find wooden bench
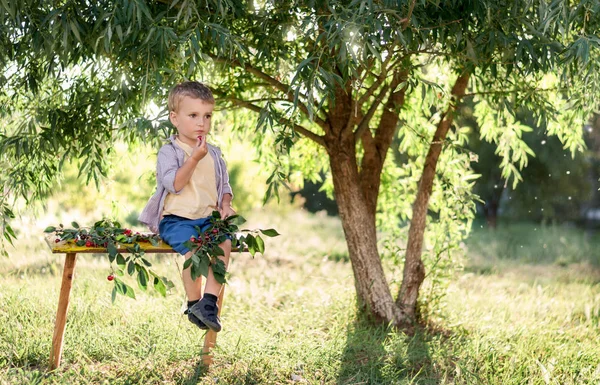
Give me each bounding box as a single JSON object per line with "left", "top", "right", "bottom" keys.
{"left": 45, "top": 238, "right": 235, "bottom": 370}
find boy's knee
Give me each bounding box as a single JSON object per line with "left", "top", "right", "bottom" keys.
{"left": 219, "top": 239, "right": 232, "bottom": 252}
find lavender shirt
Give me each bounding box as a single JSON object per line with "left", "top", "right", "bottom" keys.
{"left": 138, "top": 135, "right": 233, "bottom": 233}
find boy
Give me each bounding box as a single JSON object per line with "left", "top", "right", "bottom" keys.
{"left": 139, "top": 81, "right": 235, "bottom": 332}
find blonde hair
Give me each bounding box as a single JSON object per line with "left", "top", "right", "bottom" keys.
{"left": 168, "top": 81, "right": 214, "bottom": 112}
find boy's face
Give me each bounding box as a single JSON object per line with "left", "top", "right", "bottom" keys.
{"left": 170, "top": 96, "right": 214, "bottom": 147}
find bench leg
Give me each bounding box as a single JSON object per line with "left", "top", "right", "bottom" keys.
{"left": 201, "top": 286, "right": 225, "bottom": 367}
{"left": 49, "top": 252, "right": 77, "bottom": 370}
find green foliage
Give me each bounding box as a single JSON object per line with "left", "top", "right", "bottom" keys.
{"left": 181, "top": 211, "right": 277, "bottom": 283}
{"left": 45, "top": 218, "right": 175, "bottom": 301}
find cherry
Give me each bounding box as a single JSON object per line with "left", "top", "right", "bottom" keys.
{"left": 55, "top": 239, "right": 60, "bottom": 243}
{"left": 107, "top": 274, "right": 114, "bottom": 281}
{"left": 85, "top": 241, "right": 93, "bottom": 247}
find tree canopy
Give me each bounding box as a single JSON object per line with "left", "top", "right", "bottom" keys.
{"left": 2, "top": 0, "right": 599, "bottom": 327}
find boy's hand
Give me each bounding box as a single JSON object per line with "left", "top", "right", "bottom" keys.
{"left": 190, "top": 135, "right": 208, "bottom": 161}
{"left": 219, "top": 205, "right": 236, "bottom": 220}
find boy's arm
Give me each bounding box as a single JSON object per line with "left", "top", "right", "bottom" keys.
{"left": 173, "top": 138, "right": 208, "bottom": 191}
{"left": 173, "top": 156, "right": 201, "bottom": 191}
{"left": 220, "top": 193, "right": 235, "bottom": 219}
{"left": 221, "top": 193, "right": 233, "bottom": 208}
{"left": 157, "top": 146, "right": 180, "bottom": 194}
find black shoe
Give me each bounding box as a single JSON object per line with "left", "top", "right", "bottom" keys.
{"left": 184, "top": 308, "right": 209, "bottom": 330}
{"left": 189, "top": 297, "right": 222, "bottom": 332}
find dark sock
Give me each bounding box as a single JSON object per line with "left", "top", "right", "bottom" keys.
{"left": 202, "top": 293, "right": 218, "bottom": 311}
{"left": 203, "top": 293, "right": 218, "bottom": 303}
{"left": 187, "top": 299, "right": 199, "bottom": 309}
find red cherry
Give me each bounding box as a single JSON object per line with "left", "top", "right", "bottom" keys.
{"left": 85, "top": 241, "right": 92, "bottom": 247}
{"left": 124, "top": 229, "right": 132, "bottom": 236}
{"left": 55, "top": 239, "right": 60, "bottom": 243}
{"left": 107, "top": 274, "right": 114, "bottom": 281}
{"left": 212, "top": 229, "right": 218, "bottom": 234}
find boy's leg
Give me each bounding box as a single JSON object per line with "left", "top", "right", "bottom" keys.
{"left": 182, "top": 251, "right": 203, "bottom": 301}
{"left": 182, "top": 251, "right": 208, "bottom": 329}
{"left": 204, "top": 239, "right": 231, "bottom": 296}
{"left": 189, "top": 239, "right": 231, "bottom": 332}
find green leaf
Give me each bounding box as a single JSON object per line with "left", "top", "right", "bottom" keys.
{"left": 4, "top": 225, "right": 16, "bottom": 243}
{"left": 123, "top": 283, "right": 136, "bottom": 299}
{"left": 107, "top": 243, "right": 118, "bottom": 258}
{"left": 137, "top": 267, "right": 148, "bottom": 291}
{"left": 163, "top": 276, "right": 175, "bottom": 290}
{"left": 44, "top": 226, "right": 56, "bottom": 233}
{"left": 211, "top": 210, "right": 221, "bottom": 219}
{"left": 246, "top": 234, "right": 256, "bottom": 256}
{"left": 127, "top": 260, "right": 135, "bottom": 275}
{"left": 116, "top": 253, "right": 126, "bottom": 266}
{"left": 213, "top": 271, "right": 226, "bottom": 284}
{"left": 255, "top": 235, "right": 265, "bottom": 254}
{"left": 183, "top": 258, "right": 193, "bottom": 270}
{"left": 71, "top": 221, "right": 79, "bottom": 229}
{"left": 259, "top": 229, "right": 280, "bottom": 237}
{"left": 111, "top": 286, "right": 117, "bottom": 303}
{"left": 212, "top": 246, "right": 225, "bottom": 257}
{"left": 228, "top": 215, "right": 246, "bottom": 226}
{"left": 153, "top": 276, "right": 167, "bottom": 297}
{"left": 198, "top": 257, "right": 210, "bottom": 278}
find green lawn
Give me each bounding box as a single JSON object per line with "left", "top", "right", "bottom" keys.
{"left": 1, "top": 212, "right": 599, "bottom": 384}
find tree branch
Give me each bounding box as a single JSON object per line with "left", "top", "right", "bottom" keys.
{"left": 463, "top": 86, "right": 562, "bottom": 97}
{"left": 356, "top": 53, "right": 395, "bottom": 107}
{"left": 401, "top": 0, "right": 417, "bottom": 30}
{"left": 208, "top": 54, "right": 329, "bottom": 130}
{"left": 226, "top": 98, "right": 325, "bottom": 147}
{"left": 396, "top": 70, "right": 471, "bottom": 318}
{"left": 353, "top": 83, "right": 391, "bottom": 141}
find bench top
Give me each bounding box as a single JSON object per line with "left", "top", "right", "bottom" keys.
{"left": 45, "top": 236, "right": 244, "bottom": 254}
{"left": 45, "top": 236, "right": 176, "bottom": 254}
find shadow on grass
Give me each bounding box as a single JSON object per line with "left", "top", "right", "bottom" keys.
{"left": 337, "top": 314, "right": 453, "bottom": 385}
{"left": 179, "top": 360, "right": 209, "bottom": 385}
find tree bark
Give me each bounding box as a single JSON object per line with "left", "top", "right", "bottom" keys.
{"left": 327, "top": 136, "right": 404, "bottom": 324}
{"left": 359, "top": 71, "right": 408, "bottom": 214}
{"left": 396, "top": 71, "right": 471, "bottom": 320}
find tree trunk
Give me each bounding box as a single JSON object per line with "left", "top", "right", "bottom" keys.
{"left": 397, "top": 72, "right": 471, "bottom": 321}
{"left": 327, "top": 136, "right": 404, "bottom": 324}
{"left": 484, "top": 200, "right": 499, "bottom": 229}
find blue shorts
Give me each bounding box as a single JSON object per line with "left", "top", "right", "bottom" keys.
{"left": 159, "top": 215, "right": 214, "bottom": 255}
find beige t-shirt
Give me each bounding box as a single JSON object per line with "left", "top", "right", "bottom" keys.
{"left": 162, "top": 138, "right": 218, "bottom": 219}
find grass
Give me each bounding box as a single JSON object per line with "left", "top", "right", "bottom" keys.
{"left": 1, "top": 211, "right": 600, "bottom": 384}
